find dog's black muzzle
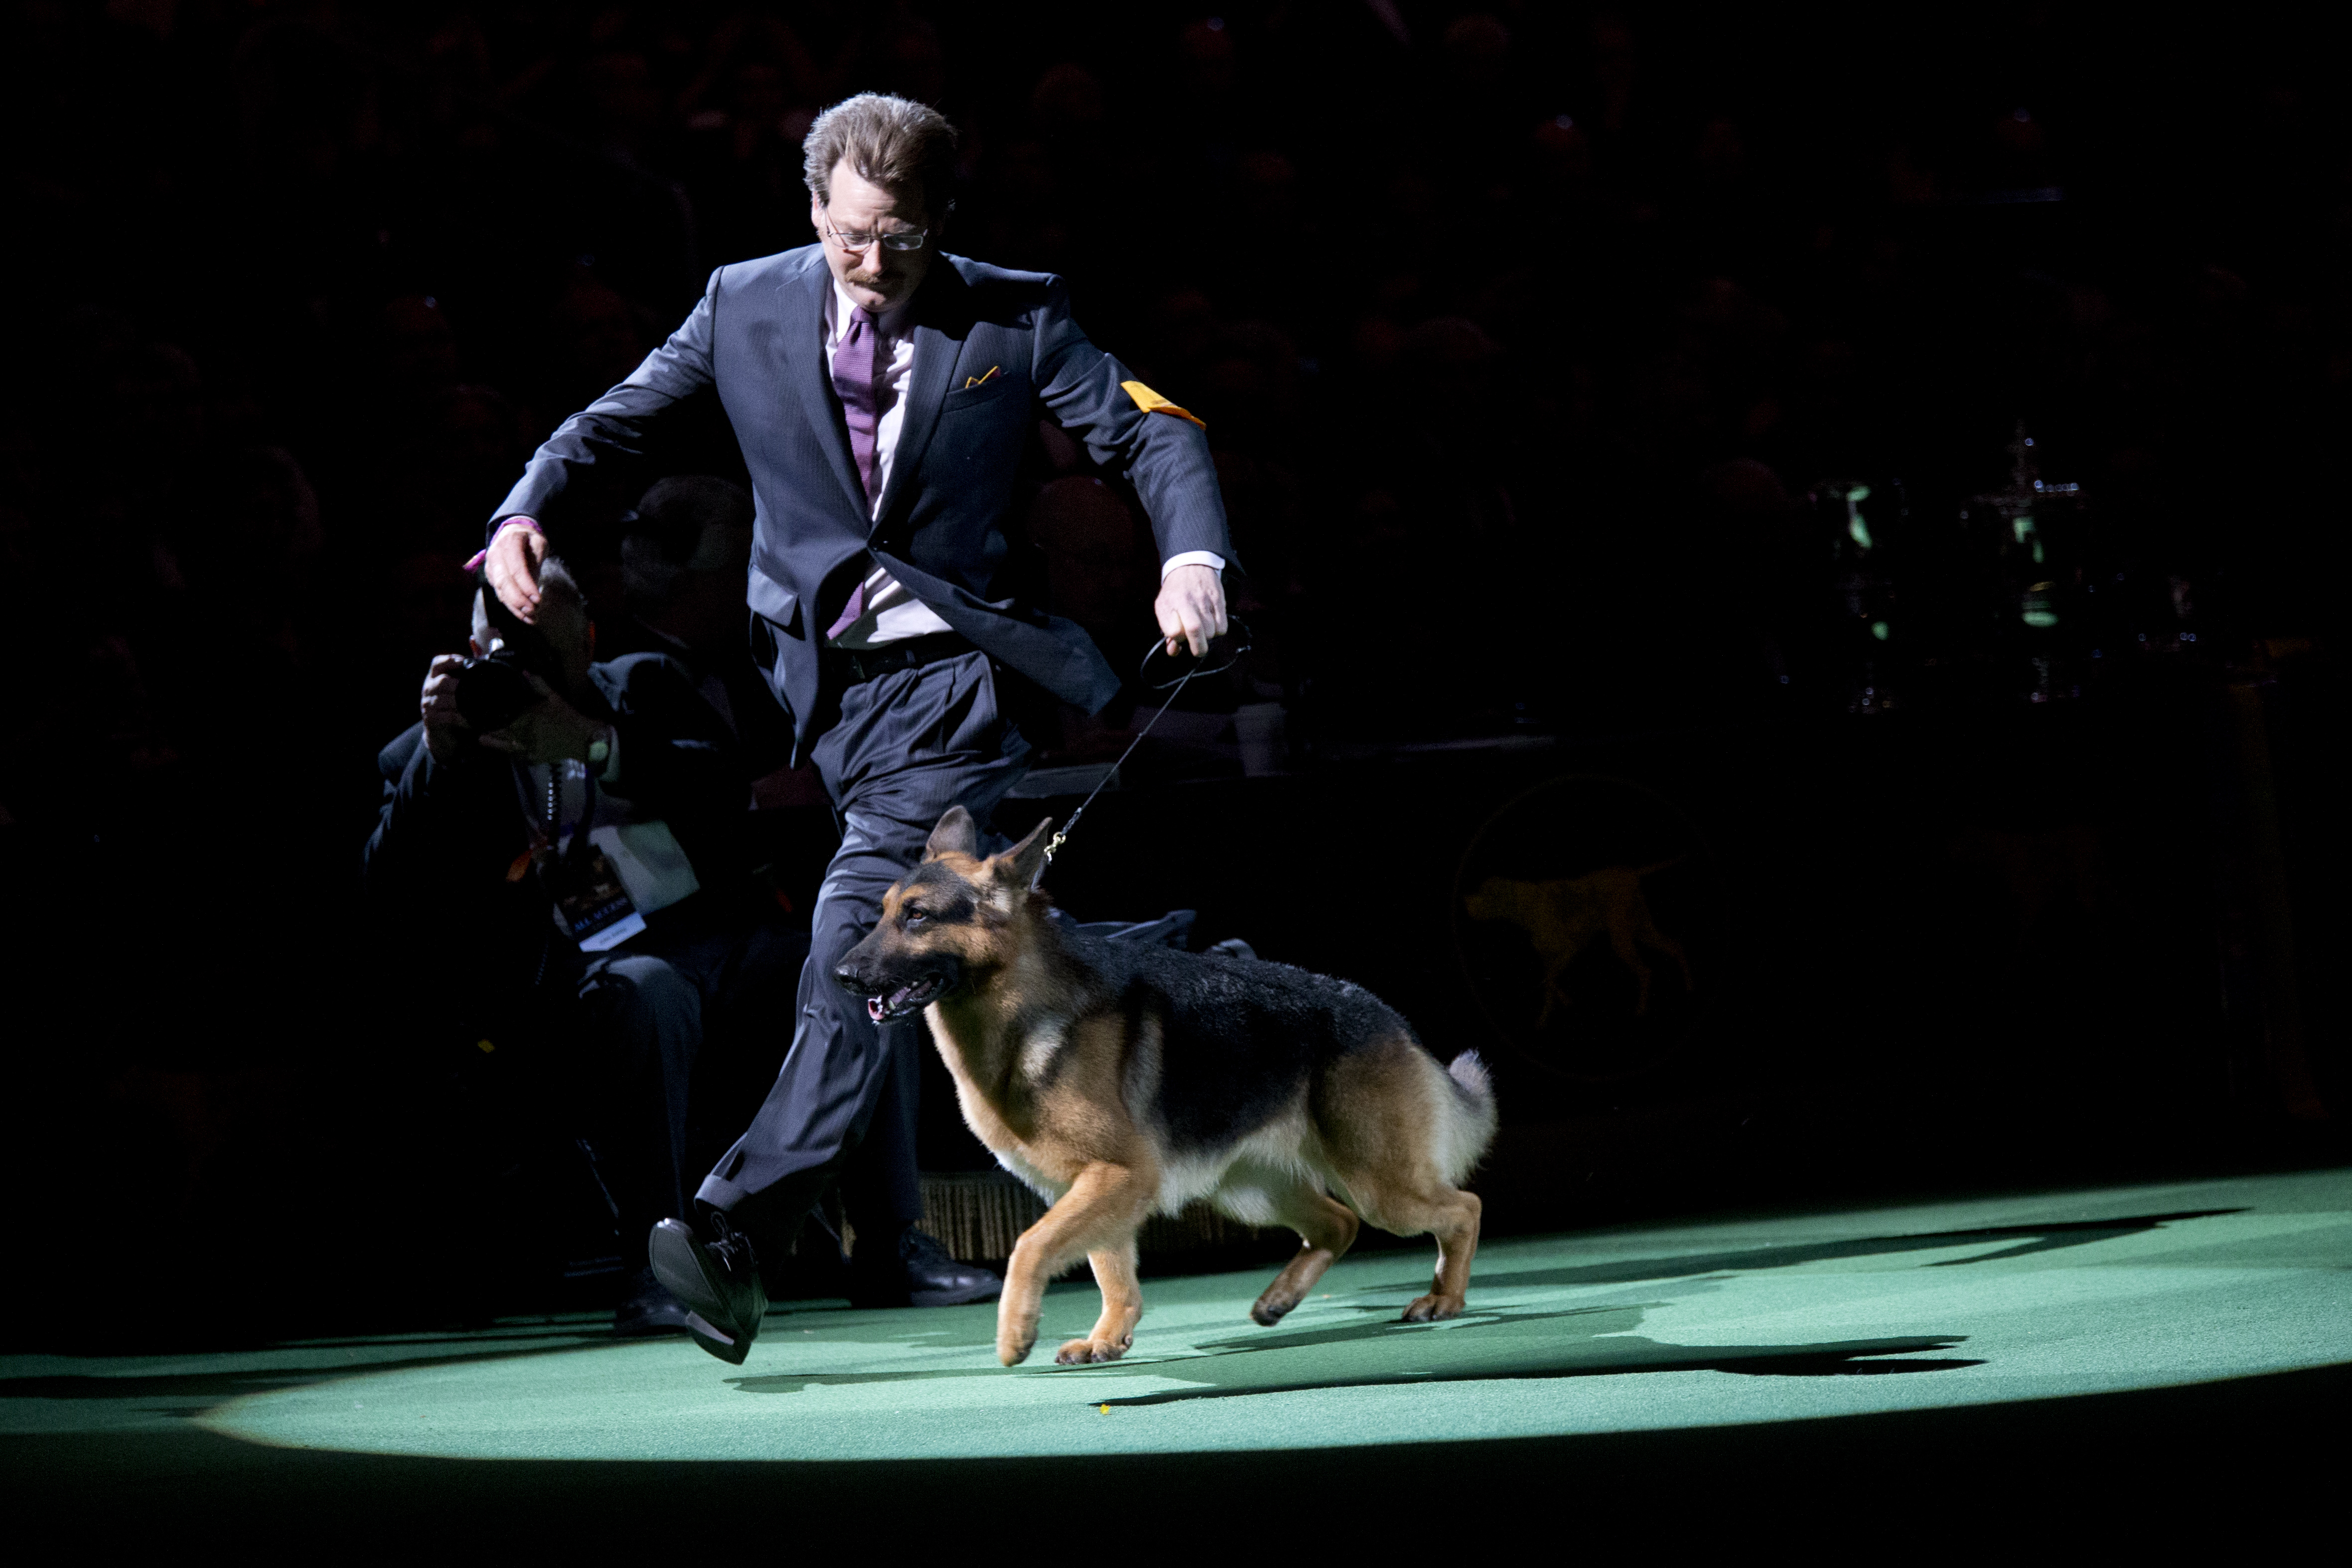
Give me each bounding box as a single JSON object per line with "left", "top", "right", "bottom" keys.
{"left": 834, "top": 945, "right": 960, "bottom": 1024}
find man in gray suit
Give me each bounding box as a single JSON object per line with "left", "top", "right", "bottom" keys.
{"left": 480, "top": 93, "right": 1231, "bottom": 1361}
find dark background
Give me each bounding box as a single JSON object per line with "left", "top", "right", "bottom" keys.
{"left": 0, "top": 0, "right": 2344, "bottom": 1339}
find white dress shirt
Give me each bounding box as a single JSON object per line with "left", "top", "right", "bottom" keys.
{"left": 821, "top": 276, "right": 1223, "bottom": 649}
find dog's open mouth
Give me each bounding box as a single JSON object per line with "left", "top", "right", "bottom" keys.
{"left": 867, "top": 976, "right": 947, "bottom": 1022}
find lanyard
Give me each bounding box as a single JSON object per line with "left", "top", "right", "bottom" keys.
{"left": 542, "top": 762, "right": 597, "bottom": 860}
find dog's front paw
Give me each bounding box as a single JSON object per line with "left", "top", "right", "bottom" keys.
{"left": 1400, "top": 1292, "right": 1465, "bottom": 1323}
{"left": 998, "top": 1329, "right": 1037, "bottom": 1366}
{"left": 1055, "top": 1336, "right": 1127, "bottom": 1365}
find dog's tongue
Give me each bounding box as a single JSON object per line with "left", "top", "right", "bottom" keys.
{"left": 869, "top": 982, "right": 927, "bottom": 1022}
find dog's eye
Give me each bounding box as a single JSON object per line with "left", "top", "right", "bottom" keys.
{"left": 902, "top": 906, "right": 926, "bottom": 925}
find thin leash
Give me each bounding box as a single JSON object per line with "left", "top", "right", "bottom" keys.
{"left": 1037, "top": 621, "right": 1250, "bottom": 880}
{"left": 1036, "top": 673, "right": 1192, "bottom": 875}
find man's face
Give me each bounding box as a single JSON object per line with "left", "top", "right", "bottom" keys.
{"left": 811, "top": 158, "right": 937, "bottom": 313}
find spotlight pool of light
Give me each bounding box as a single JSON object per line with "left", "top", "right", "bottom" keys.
{"left": 186, "top": 1170, "right": 2352, "bottom": 1463}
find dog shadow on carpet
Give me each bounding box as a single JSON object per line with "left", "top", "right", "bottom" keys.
{"left": 723, "top": 1296, "right": 1980, "bottom": 1402}
{"left": 723, "top": 1302, "right": 1657, "bottom": 1396}
{"left": 1471, "top": 1209, "right": 2241, "bottom": 1292}
{"left": 1074, "top": 1295, "right": 1978, "bottom": 1405}
{"left": 1085, "top": 1332, "right": 1981, "bottom": 1406}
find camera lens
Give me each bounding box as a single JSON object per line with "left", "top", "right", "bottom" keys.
{"left": 453, "top": 653, "right": 544, "bottom": 733}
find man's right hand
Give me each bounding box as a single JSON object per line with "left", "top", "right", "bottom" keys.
{"left": 484, "top": 519, "right": 548, "bottom": 622}
{"left": 421, "top": 654, "right": 474, "bottom": 763}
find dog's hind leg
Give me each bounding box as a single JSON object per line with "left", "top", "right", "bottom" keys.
{"left": 1538, "top": 956, "right": 1577, "bottom": 1026}
{"left": 1349, "top": 1178, "right": 1482, "bottom": 1323}
{"left": 1608, "top": 917, "right": 1657, "bottom": 1016}
{"left": 1318, "top": 1039, "right": 1488, "bottom": 1322}
{"left": 1636, "top": 906, "right": 1694, "bottom": 995}
{"left": 1247, "top": 1179, "right": 1360, "bottom": 1327}
{"left": 998, "top": 1161, "right": 1154, "bottom": 1367}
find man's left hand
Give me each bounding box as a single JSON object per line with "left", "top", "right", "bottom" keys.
{"left": 1155, "top": 563, "right": 1228, "bottom": 658}
{"left": 477, "top": 672, "right": 608, "bottom": 766}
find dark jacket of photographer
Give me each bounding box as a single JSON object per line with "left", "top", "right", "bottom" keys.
{"left": 364, "top": 652, "right": 747, "bottom": 994}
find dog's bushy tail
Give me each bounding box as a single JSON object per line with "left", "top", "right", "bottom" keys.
{"left": 1439, "top": 1050, "right": 1499, "bottom": 1185}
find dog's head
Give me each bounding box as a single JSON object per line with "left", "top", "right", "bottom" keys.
{"left": 833, "top": 806, "right": 1054, "bottom": 1022}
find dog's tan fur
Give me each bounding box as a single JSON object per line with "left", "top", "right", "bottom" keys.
{"left": 840, "top": 810, "right": 1496, "bottom": 1367}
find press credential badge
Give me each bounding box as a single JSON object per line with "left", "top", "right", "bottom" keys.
{"left": 540, "top": 834, "right": 645, "bottom": 951}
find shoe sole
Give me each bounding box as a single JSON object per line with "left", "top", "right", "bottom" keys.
{"left": 683, "top": 1311, "right": 752, "bottom": 1366}
{"left": 650, "top": 1219, "right": 772, "bottom": 1365}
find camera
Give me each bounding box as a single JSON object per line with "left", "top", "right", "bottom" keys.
{"left": 453, "top": 649, "right": 548, "bottom": 733}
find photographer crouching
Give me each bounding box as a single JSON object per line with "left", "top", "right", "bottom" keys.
{"left": 364, "top": 558, "right": 807, "bottom": 1334}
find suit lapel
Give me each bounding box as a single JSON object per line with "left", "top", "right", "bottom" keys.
{"left": 873, "top": 265, "right": 971, "bottom": 530}
{"left": 780, "top": 252, "right": 871, "bottom": 521}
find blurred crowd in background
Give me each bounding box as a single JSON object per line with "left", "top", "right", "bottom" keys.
{"left": 1, "top": 1, "right": 2344, "bottom": 1318}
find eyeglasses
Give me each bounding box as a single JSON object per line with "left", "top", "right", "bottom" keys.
{"left": 821, "top": 209, "right": 932, "bottom": 253}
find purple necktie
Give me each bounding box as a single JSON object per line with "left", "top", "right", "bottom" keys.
{"left": 828, "top": 305, "right": 882, "bottom": 638}
{"left": 834, "top": 305, "right": 882, "bottom": 507}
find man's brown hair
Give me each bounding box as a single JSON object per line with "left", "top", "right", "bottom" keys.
{"left": 801, "top": 92, "right": 959, "bottom": 216}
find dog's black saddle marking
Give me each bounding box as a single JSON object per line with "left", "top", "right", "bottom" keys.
{"left": 1062, "top": 934, "right": 1410, "bottom": 1154}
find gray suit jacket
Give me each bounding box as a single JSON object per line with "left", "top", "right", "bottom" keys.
{"left": 492, "top": 246, "right": 1231, "bottom": 757}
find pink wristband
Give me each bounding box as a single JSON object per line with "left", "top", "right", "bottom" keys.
{"left": 464, "top": 516, "right": 542, "bottom": 573}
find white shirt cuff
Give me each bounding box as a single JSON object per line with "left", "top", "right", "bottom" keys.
{"left": 1161, "top": 551, "right": 1225, "bottom": 580}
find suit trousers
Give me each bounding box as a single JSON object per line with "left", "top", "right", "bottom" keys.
{"left": 695, "top": 651, "right": 1029, "bottom": 1237}
{"left": 577, "top": 910, "right": 807, "bottom": 1268}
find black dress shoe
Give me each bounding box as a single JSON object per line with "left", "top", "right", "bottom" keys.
{"left": 906, "top": 1227, "right": 1004, "bottom": 1307}
{"left": 613, "top": 1267, "right": 691, "bottom": 1337}
{"left": 648, "top": 1213, "right": 767, "bottom": 1364}
{"left": 849, "top": 1224, "right": 1003, "bottom": 1309}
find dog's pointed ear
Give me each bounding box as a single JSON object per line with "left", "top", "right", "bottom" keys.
{"left": 995, "top": 817, "right": 1054, "bottom": 889}
{"left": 925, "top": 805, "right": 981, "bottom": 861}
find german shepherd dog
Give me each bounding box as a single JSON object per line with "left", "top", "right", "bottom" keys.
{"left": 835, "top": 806, "right": 1498, "bottom": 1367}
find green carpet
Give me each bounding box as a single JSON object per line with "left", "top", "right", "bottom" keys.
{"left": 10, "top": 1169, "right": 2350, "bottom": 1465}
